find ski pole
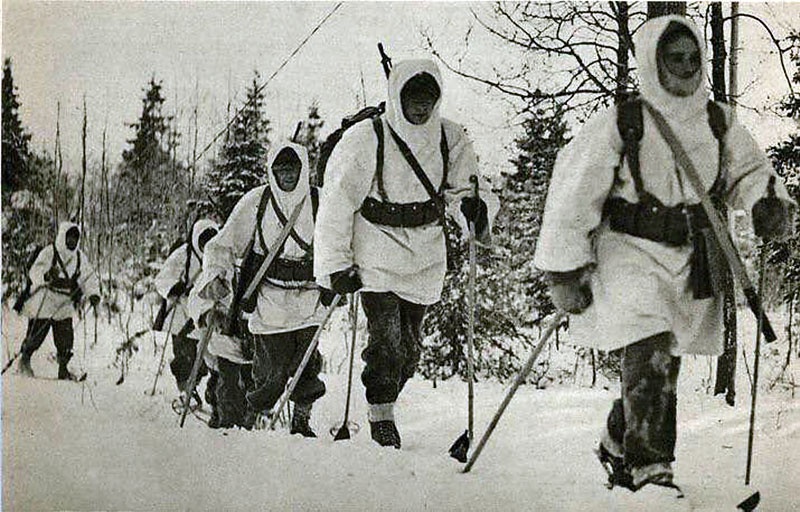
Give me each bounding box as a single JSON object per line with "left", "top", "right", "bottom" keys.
{"left": 462, "top": 311, "right": 566, "bottom": 473}
{"left": 467, "top": 175, "right": 479, "bottom": 441}
{"left": 450, "top": 176, "right": 480, "bottom": 462}
{"left": 333, "top": 293, "right": 358, "bottom": 441}
{"left": 745, "top": 244, "right": 768, "bottom": 485}
{"left": 150, "top": 300, "right": 179, "bottom": 396}
{"left": 269, "top": 294, "right": 344, "bottom": 431}
{"left": 179, "top": 315, "right": 216, "bottom": 428}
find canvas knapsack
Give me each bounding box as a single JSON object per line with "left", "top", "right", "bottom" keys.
{"left": 316, "top": 103, "right": 386, "bottom": 187}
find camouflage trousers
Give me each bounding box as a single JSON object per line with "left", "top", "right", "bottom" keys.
{"left": 605, "top": 332, "right": 681, "bottom": 471}
{"left": 360, "top": 292, "right": 427, "bottom": 405}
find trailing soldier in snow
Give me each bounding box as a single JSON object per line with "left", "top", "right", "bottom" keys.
{"left": 533, "top": 17, "right": 794, "bottom": 495}
{"left": 195, "top": 141, "right": 330, "bottom": 436}
{"left": 314, "top": 59, "right": 498, "bottom": 449}
{"left": 15, "top": 221, "right": 100, "bottom": 380}
{"left": 154, "top": 219, "right": 220, "bottom": 419}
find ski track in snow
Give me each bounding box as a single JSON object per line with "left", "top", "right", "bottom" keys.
{"left": 2, "top": 304, "right": 799, "bottom": 511}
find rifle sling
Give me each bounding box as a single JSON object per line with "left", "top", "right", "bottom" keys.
{"left": 642, "top": 100, "right": 776, "bottom": 343}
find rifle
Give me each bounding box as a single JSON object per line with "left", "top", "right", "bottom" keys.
{"left": 378, "top": 43, "right": 392, "bottom": 79}
{"left": 225, "top": 196, "right": 307, "bottom": 334}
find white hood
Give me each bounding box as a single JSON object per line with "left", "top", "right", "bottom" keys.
{"left": 634, "top": 15, "right": 709, "bottom": 121}
{"left": 191, "top": 218, "right": 219, "bottom": 256}
{"left": 385, "top": 59, "right": 443, "bottom": 154}
{"left": 265, "top": 141, "right": 314, "bottom": 255}
{"left": 54, "top": 221, "right": 80, "bottom": 265}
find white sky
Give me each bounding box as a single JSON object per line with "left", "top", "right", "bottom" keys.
{"left": 1, "top": 1, "right": 798, "bottom": 183}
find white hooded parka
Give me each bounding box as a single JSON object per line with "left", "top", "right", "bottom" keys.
{"left": 154, "top": 219, "right": 218, "bottom": 338}
{"left": 21, "top": 222, "right": 100, "bottom": 321}
{"left": 314, "top": 59, "right": 498, "bottom": 305}
{"left": 193, "top": 142, "right": 325, "bottom": 337}
{"left": 533, "top": 16, "right": 794, "bottom": 355}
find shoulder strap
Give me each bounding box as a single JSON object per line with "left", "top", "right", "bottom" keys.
{"left": 371, "top": 117, "right": 388, "bottom": 201}
{"left": 617, "top": 97, "right": 646, "bottom": 199}
{"left": 706, "top": 100, "right": 729, "bottom": 201}
{"left": 267, "top": 189, "right": 312, "bottom": 253}
{"left": 439, "top": 126, "right": 449, "bottom": 193}
{"left": 255, "top": 186, "right": 273, "bottom": 254}
{"left": 386, "top": 124, "right": 445, "bottom": 213}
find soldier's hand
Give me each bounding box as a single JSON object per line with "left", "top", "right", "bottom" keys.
{"left": 199, "top": 275, "right": 230, "bottom": 302}
{"left": 545, "top": 269, "right": 593, "bottom": 314}
{"left": 199, "top": 308, "right": 226, "bottom": 329}
{"left": 752, "top": 177, "right": 788, "bottom": 241}
{"left": 89, "top": 294, "right": 101, "bottom": 308}
{"left": 319, "top": 288, "right": 337, "bottom": 307}
{"left": 330, "top": 267, "right": 362, "bottom": 295}
{"left": 460, "top": 196, "right": 488, "bottom": 234}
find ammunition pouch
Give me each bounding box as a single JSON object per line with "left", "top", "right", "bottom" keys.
{"left": 603, "top": 197, "right": 709, "bottom": 247}
{"left": 604, "top": 196, "right": 726, "bottom": 299}
{"left": 360, "top": 196, "right": 441, "bottom": 228}
{"left": 265, "top": 257, "right": 314, "bottom": 283}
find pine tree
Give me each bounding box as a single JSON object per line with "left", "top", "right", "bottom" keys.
{"left": 1, "top": 58, "right": 58, "bottom": 300}
{"left": 2, "top": 58, "right": 32, "bottom": 195}
{"left": 113, "top": 76, "right": 187, "bottom": 287}
{"left": 298, "top": 102, "right": 325, "bottom": 186}
{"left": 419, "top": 107, "right": 570, "bottom": 382}
{"left": 768, "top": 33, "right": 800, "bottom": 305}
{"left": 206, "top": 71, "right": 271, "bottom": 220}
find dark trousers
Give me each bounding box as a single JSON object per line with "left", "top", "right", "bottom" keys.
{"left": 21, "top": 318, "right": 74, "bottom": 364}
{"left": 246, "top": 327, "right": 325, "bottom": 413}
{"left": 360, "top": 292, "right": 427, "bottom": 405}
{"left": 606, "top": 332, "right": 681, "bottom": 470}
{"left": 215, "top": 358, "right": 252, "bottom": 424}
{"left": 170, "top": 333, "right": 207, "bottom": 391}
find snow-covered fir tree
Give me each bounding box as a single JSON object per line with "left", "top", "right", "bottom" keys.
{"left": 297, "top": 102, "right": 325, "bottom": 186}
{"left": 206, "top": 71, "right": 272, "bottom": 220}
{"left": 419, "top": 108, "right": 569, "bottom": 382}
{"left": 1, "top": 58, "right": 60, "bottom": 300}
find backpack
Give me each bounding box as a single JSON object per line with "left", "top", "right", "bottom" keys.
{"left": 316, "top": 103, "right": 385, "bottom": 187}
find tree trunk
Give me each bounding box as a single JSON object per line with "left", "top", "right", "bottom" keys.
{"left": 709, "top": 2, "right": 738, "bottom": 406}
{"left": 710, "top": 3, "right": 727, "bottom": 102}
{"left": 614, "top": 1, "right": 631, "bottom": 103}
{"left": 647, "top": 2, "right": 686, "bottom": 18}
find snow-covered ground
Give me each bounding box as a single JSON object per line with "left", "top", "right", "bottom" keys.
{"left": 2, "top": 302, "right": 799, "bottom": 511}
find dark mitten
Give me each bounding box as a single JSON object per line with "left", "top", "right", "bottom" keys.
{"left": 545, "top": 268, "right": 593, "bottom": 314}
{"left": 319, "top": 288, "right": 337, "bottom": 307}
{"left": 752, "top": 175, "right": 788, "bottom": 241}
{"left": 168, "top": 280, "right": 187, "bottom": 298}
{"left": 330, "top": 267, "right": 362, "bottom": 295}
{"left": 460, "top": 196, "right": 488, "bottom": 234}
{"left": 89, "top": 294, "right": 100, "bottom": 308}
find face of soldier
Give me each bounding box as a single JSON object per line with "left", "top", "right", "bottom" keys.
{"left": 272, "top": 159, "right": 301, "bottom": 192}
{"left": 65, "top": 228, "right": 80, "bottom": 251}
{"left": 658, "top": 34, "right": 702, "bottom": 97}
{"left": 401, "top": 91, "right": 438, "bottom": 125}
